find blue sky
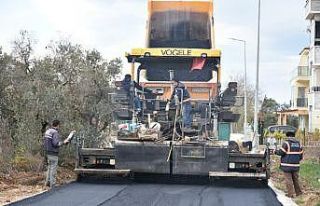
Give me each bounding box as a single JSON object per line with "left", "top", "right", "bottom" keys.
{"left": 0, "top": 0, "right": 308, "bottom": 104}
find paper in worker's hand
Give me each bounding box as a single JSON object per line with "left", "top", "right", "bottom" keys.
{"left": 66, "top": 131, "right": 75, "bottom": 141}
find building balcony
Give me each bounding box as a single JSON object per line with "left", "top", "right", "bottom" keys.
{"left": 310, "top": 46, "right": 320, "bottom": 66}
{"left": 291, "top": 66, "right": 311, "bottom": 83}
{"left": 305, "top": 0, "right": 320, "bottom": 19}
{"left": 296, "top": 98, "right": 308, "bottom": 108}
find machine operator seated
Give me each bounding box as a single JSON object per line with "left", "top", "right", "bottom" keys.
{"left": 121, "top": 74, "right": 157, "bottom": 112}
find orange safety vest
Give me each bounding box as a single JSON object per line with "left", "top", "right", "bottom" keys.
{"left": 280, "top": 139, "right": 303, "bottom": 172}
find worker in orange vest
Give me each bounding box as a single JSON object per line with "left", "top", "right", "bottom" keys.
{"left": 275, "top": 131, "right": 303, "bottom": 198}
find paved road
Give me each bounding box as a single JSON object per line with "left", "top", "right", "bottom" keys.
{"left": 9, "top": 178, "right": 282, "bottom": 206}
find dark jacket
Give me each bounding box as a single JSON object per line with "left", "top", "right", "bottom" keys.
{"left": 275, "top": 137, "right": 303, "bottom": 172}
{"left": 122, "top": 79, "right": 152, "bottom": 95}
{"left": 170, "top": 82, "right": 190, "bottom": 102}
{"left": 44, "top": 128, "right": 61, "bottom": 156}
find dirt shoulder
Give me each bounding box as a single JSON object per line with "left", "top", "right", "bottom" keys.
{"left": 271, "top": 156, "right": 320, "bottom": 206}
{"left": 0, "top": 167, "right": 76, "bottom": 205}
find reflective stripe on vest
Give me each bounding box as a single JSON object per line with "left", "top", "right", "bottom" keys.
{"left": 285, "top": 141, "right": 290, "bottom": 152}
{"left": 281, "top": 141, "right": 303, "bottom": 154}
{"left": 287, "top": 151, "right": 303, "bottom": 155}
{"left": 280, "top": 147, "right": 287, "bottom": 153}
{"left": 280, "top": 163, "right": 300, "bottom": 167}
{"left": 280, "top": 139, "right": 303, "bottom": 170}
{"left": 280, "top": 148, "right": 303, "bottom": 155}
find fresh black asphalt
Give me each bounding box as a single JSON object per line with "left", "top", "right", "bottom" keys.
{"left": 8, "top": 177, "right": 282, "bottom": 206}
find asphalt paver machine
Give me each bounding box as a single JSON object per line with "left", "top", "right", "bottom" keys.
{"left": 75, "top": 0, "right": 270, "bottom": 183}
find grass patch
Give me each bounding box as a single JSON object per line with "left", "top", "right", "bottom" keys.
{"left": 300, "top": 160, "right": 320, "bottom": 189}
{"left": 295, "top": 198, "right": 305, "bottom": 205}
{"left": 271, "top": 157, "right": 320, "bottom": 206}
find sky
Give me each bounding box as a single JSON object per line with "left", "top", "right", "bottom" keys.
{"left": 0, "top": 0, "right": 309, "bottom": 104}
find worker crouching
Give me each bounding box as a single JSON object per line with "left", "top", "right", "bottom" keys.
{"left": 275, "top": 131, "right": 303, "bottom": 198}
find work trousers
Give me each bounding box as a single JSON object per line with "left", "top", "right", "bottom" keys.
{"left": 45, "top": 154, "right": 58, "bottom": 187}
{"left": 283, "top": 171, "right": 302, "bottom": 197}
{"left": 133, "top": 96, "right": 141, "bottom": 111}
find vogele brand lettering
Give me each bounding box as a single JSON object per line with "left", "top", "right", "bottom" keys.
{"left": 161, "top": 49, "right": 192, "bottom": 56}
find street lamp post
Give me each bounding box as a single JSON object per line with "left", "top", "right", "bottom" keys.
{"left": 229, "top": 38, "right": 248, "bottom": 139}
{"left": 254, "top": 0, "right": 261, "bottom": 150}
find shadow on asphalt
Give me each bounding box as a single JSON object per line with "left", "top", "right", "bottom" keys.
{"left": 77, "top": 173, "right": 269, "bottom": 189}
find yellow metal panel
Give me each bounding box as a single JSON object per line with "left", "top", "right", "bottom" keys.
{"left": 127, "top": 48, "right": 221, "bottom": 58}
{"left": 148, "top": 0, "right": 213, "bottom": 13}
{"left": 141, "top": 82, "right": 217, "bottom": 100}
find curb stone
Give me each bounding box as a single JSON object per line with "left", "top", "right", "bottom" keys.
{"left": 269, "top": 181, "right": 298, "bottom": 206}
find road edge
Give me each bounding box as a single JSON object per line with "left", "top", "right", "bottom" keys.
{"left": 269, "top": 180, "right": 298, "bottom": 206}
{"left": 4, "top": 189, "right": 49, "bottom": 206}
{"left": 4, "top": 180, "right": 75, "bottom": 206}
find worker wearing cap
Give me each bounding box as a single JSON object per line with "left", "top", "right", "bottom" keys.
{"left": 170, "top": 78, "right": 192, "bottom": 131}
{"left": 275, "top": 131, "right": 303, "bottom": 198}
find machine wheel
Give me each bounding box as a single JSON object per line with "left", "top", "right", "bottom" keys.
{"left": 228, "top": 141, "right": 240, "bottom": 153}
{"left": 128, "top": 172, "right": 135, "bottom": 180}
{"left": 77, "top": 173, "right": 87, "bottom": 182}
{"left": 259, "top": 178, "right": 269, "bottom": 187}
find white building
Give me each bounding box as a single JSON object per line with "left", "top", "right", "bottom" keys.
{"left": 291, "top": 48, "right": 310, "bottom": 131}
{"left": 306, "top": 0, "right": 320, "bottom": 132}
{"left": 278, "top": 48, "right": 310, "bottom": 131}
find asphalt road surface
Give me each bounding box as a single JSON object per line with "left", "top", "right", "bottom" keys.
{"left": 9, "top": 177, "right": 282, "bottom": 206}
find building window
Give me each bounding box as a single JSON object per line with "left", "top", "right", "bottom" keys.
{"left": 298, "top": 87, "right": 306, "bottom": 98}
{"left": 315, "top": 22, "right": 320, "bottom": 45}
{"left": 315, "top": 93, "right": 320, "bottom": 110}
{"left": 316, "top": 69, "right": 320, "bottom": 85}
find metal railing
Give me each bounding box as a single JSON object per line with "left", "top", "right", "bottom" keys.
{"left": 291, "top": 66, "right": 310, "bottom": 81}
{"left": 298, "top": 66, "right": 311, "bottom": 76}
{"left": 296, "top": 98, "right": 308, "bottom": 107}
{"left": 293, "top": 66, "right": 311, "bottom": 76}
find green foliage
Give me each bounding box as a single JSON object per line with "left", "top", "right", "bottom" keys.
{"left": 261, "top": 97, "right": 279, "bottom": 113}
{"left": 314, "top": 129, "right": 320, "bottom": 141}
{"left": 229, "top": 74, "right": 256, "bottom": 133}
{"left": 287, "top": 115, "right": 299, "bottom": 128}
{"left": 300, "top": 160, "right": 320, "bottom": 189}
{"left": 229, "top": 76, "right": 283, "bottom": 134}
{"left": 264, "top": 130, "right": 286, "bottom": 140}
{"left": 12, "top": 155, "right": 31, "bottom": 172}
{"left": 295, "top": 129, "right": 303, "bottom": 140}
{"left": 261, "top": 97, "right": 279, "bottom": 128}
{"left": 0, "top": 31, "right": 122, "bottom": 172}
{"left": 11, "top": 152, "right": 43, "bottom": 172}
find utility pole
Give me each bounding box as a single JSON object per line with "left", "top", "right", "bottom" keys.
{"left": 254, "top": 0, "right": 261, "bottom": 150}
{"left": 229, "top": 38, "right": 247, "bottom": 139}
